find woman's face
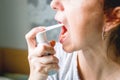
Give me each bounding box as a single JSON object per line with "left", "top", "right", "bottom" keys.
{"left": 51, "top": 0, "right": 105, "bottom": 52}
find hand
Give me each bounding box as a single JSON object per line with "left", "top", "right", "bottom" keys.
{"left": 25, "top": 27, "right": 59, "bottom": 80}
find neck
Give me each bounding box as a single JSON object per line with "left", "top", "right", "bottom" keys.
{"left": 77, "top": 41, "right": 120, "bottom": 80}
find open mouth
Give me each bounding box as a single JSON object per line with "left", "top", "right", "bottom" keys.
{"left": 59, "top": 24, "right": 68, "bottom": 43}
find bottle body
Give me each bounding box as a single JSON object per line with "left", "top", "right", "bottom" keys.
{"left": 36, "top": 32, "right": 58, "bottom": 75}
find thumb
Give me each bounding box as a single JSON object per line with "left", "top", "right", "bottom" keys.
{"left": 49, "top": 40, "right": 56, "bottom": 47}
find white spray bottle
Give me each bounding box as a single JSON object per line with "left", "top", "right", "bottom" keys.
{"left": 36, "top": 24, "right": 63, "bottom": 75}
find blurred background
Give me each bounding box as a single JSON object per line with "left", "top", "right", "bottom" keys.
{"left": 0, "top": 0, "right": 59, "bottom": 80}
{"left": 0, "top": 0, "right": 59, "bottom": 50}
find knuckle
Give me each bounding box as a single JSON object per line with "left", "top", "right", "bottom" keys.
{"left": 50, "top": 56, "right": 55, "bottom": 60}
{"left": 28, "top": 55, "right": 32, "bottom": 61}
{"left": 43, "top": 45, "right": 47, "bottom": 50}
{"left": 55, "top": 57, "right": 59, "bottom": 63}
{"left": 25, "top": 33, "right": 30, "bottom": 40}
{"left": 49, "top": 47, "right": 54, "bottom": 52}
{"left": 29, "top": 57, "right": 36, "bottom": 64}
{"left": 36, "top": 65, "right": 44, "bottom": 72}
{"left": 25, "top": 33, "right": 32, "bottom": 41}
{"left": 49, "top": 64, "right": 59, "bottom": 71}
{"left": 27, "top": 51, "right": 35, "bottom": 60}
{"left": 51, "top": 56, "right": 59, "bottom": 63}
{"left": 34, "top": 47, "right": 45, "bottom": 57}
{"left": 40, "top": 45, "right": 47, "bottom": 51}
{"left": 53, "top": 64, "right": 59, "bottom": 70}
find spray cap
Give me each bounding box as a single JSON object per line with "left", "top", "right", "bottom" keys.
{"left": 36, "top": 23, "right": 64, "bottom": 44}
{"left": 36, "top": 32, "right": 48, "bottom": 44}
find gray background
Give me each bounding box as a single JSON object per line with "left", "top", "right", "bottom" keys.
{"left": 0, "top": 0, "right": 60, "bottom": 49}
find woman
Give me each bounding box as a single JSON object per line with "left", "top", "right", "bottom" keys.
{"left": 25, "top": 0, "right": 120, "bottom": 80}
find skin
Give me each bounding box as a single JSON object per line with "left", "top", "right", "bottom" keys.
{"left": 52, "top": 0, "right": 104, "bottom": 52}
{"left": 51, "top": 0, "right": 120, "bottom": 79}
{"left": 25, "top": 0, "right": 120, "bottom": 80}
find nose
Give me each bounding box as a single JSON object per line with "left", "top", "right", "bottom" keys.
{"left": 50, "top": 0, "right": 64, "bottom": 11}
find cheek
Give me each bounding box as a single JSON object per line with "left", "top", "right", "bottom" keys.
{"left": 64, "top": 2, "right": 104, "bottom": 50}
{"left": 67, "top": 11, "right": 89, "bottom": 41}
{"left": 66, "top": 11, "right": 104, "bottom": 50}
{"left": 70, "top": 28, "right": 87, "bottom": 50}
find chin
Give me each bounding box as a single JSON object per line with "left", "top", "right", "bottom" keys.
{"left": 62, "top": 45, "right": 77, "bottom": 53}
{"left": 61, "top": 40, "right": 82, "bottom": 53}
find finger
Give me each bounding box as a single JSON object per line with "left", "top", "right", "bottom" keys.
{"left": 44, "top": 63, "right": 59, "bottom": 75}
{"left": 33, "top": 62, "right": 59, "bottom": 75}
{"left": 25, "top": 27, "right": 45, "bottom": 49}
{"left": 34, "top": 55, "right": 59, "bottom": 64}
{"left": 31, "top": 45, "right": 56, "bottom": 57}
